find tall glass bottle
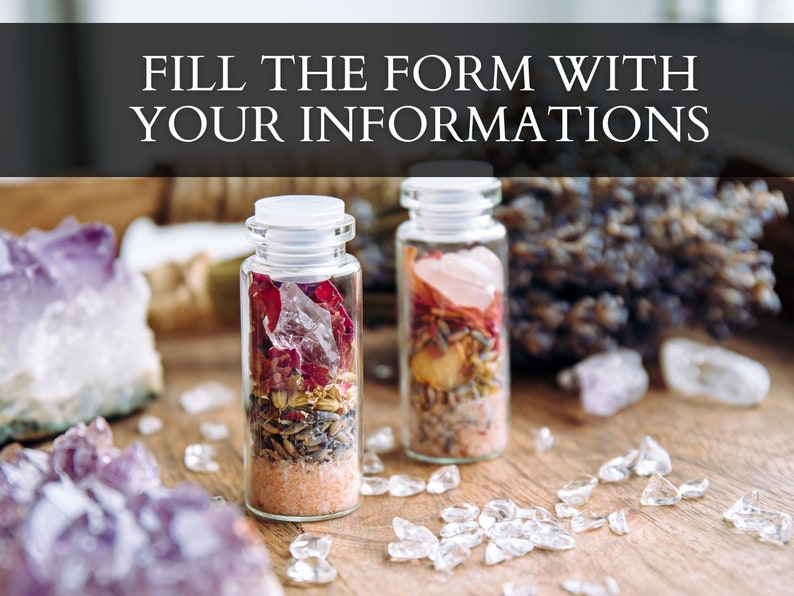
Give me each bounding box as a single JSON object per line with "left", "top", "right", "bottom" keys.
{"left": 397, "top": 176, "right": 509, "bottom": 463}
{"left": 241, "top": 195, "right": 362, "bottom": 521}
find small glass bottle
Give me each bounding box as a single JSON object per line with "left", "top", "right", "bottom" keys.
{"left": 396, "top": 175, "right": 510, "bottom": 463}
{"left": 241, "top": 195, "right": 362, "bottom": 521}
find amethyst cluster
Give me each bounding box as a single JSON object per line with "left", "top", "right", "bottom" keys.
{"left": 0, "top": 218, "right": 162, "bottom": 443}
{"left": 0, "top": 418, "right": 282, "bottom": 596}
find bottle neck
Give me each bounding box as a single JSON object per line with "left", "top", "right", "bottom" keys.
{"left": 409, "top": 206, "right": 495, "bottom": 235}
{"left": 253, "top": 243, "right": 348, "bottom": 268}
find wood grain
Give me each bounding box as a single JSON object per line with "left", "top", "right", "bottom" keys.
{"left": 90, "top": 323, "right": 794, "bottom": 596}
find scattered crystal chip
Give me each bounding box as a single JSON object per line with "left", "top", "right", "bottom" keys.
{"left": 440, "top": 520, "right": 479, "bottom": 538}
{"left": 429, "top": 541, "right": 471, "bottom": 573}
{"left": 532, "top": 427, "right": 555, "bottom": 453}
{"left": 199, "top": 422, "right": 228, "bottom": 442}
{"left": 732, "top": 506, "right": 792, "bottom": 545}
{"left": 502, "top": 581, "right": 539, "bottom": 596}
{"left": 558, "top": 475, "right": 598, "bottom": 506}
{"left": 608, "top": 510, "right": 629, "bottom": 535}
{"left": 679, "top": 478, "right": 709, "bottom": 498}
{"left": 484, "top": 541, "right": 507, "bottom": 565}
{"left": 137, "top": 414, "right": 163, "bottom": 435}
{"left": 479, "top": 498, "right": 517, "bottom": 529}
{"left": 179, "top": 381, "right": 234, "bottom": 414}
{"left": 604, "top": 575, "right": 620, "bottom": 596}
{"left": 441, "top": 502, "right": 480, "bottom": 522}
{"left": 495, "top": 537, "right": 535, "bottom": 557}
{"left": 571, "top": 512, "right": 607, "bottom": 533}
{"left": 486, "top": 519, "right": 524, "bottom": 540}
{"left": 388, "top": 540, "right": 434, "bottom": 560}
{"left": 388, "top": 474, "right": 426, "bottom": 497}
{"left": 441, "top": 529, "right": 485, "bottom": 549}
{"left": 640, "top": 473, "right": 681, "bottom": 506}
{"left": 392, "top": 517, "right": 438, "bottom": 545}
{"left": 524, "top": 520, "right": 575, "bottom": 550}
{"left": 562, "top": 578, "right": 608, "bottom": 596}
{"left": 598, "top": 450, "right": 638, "bottom": 483}
{"left": 183, "top": 444, "right": 218, "bottom": 473}
{"left": 660, "top": 337, "right": 770, "bottom": 406}
{"left": 286, "top": 557, "right": 337, "bottom": 584}
{"left": 723, "top": 490, "right": 759, "bottom": 521}
{"left": 427, "top": 465, "right": 460, "bottom": 494}
{"left": 635, "top": 436, "right": 672, "bottom": 476}
{"left": 365, "top": 426, "right": 397, "bottom": 453}
{"left": 290, "top": 533, "right": 332, "bottom": 560}
{"left": 555, "top": 503, "right": 579, "bottom": 519}
{"left": 362, "top": 451, "right": 385, "bottom": 475}
{"left": 360, "top": 476, "right": 389, "bottom": 496}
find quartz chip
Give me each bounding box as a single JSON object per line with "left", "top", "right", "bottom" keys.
{"left": 608, "top": 509, "right": 629, "bottom": 535}
{"left": 392, "top": 517, "right": 438, "bottom": 545}
{"left": 515, "top": 506, "right": 537, "bottom": 519}
{"left": 604, "top": 575, "right": 621, "bottom": 596}
{"left": 199, "top": 422, "right": 229, "bottom": 442}
{"left": 598, "top": 450, "right": 638, "bottom": 483}
{"left": 523, "top": 520, "right": 576, "bottom": 550}
{"left": 494, "top": 537, "right": 535, "bottom": 557}
{"left": 557, "top": 349, "right": 649, "bottom": 417}
{"left": 388, "top": 540, "right": 434, "bottom": 560}
{"left": 723, "top": 490, "right": 759, "bottom": 521}
{"left": 138, "top": 414, "right": 163, "bottom": 435}
{"left": 571, "top": 511, "right": 606, "bottom": 533}
{"left": 484, "top": 541, "right": 507, "bottom": 565}
{"left": 360, "top": 477, "right": 389, "bottom": 496}
{"left": 183, "top": 444, "right": 218, "bottom": 473}
{"left": 555, "top": 503, "right": 580, "bottom": 519}
{"left": 440, "top": 520, "right": 480, "bottom": 538}
{"left": 502, "top": 581, "right": 539, "bottom": 596}
{"left": 557, "top": 475, "right": 598, "bottom": 506}
{"left": 562, "top": 579, "right": 608, "bottom": 596}
{"left": 640, "top": 473, "right": 681, "bottom": 506}
{"left": 365, "top": 426, "right": 397, "bottom": 453}
{"left": 286, "top": 557, "right": 337, "bottom": 584}
{"left": 429, "top": 541, "right": 471, "bottom": 573}
{"left": 660, "top": 337, "right": 770, "bottom": 406}
{"left": 486, "top": 519, "right": 524, "bottom": 540}
{"left": 532, "top": 427, "right": 555, "bottom": 453}
{"left": 179, "top": 381, "right": 234, "bottom": 414}
{"left": 441, "top": 502, "right": 480, "bottom": 522}
{"left": 290, "top": 533, "right": 332, "bottom": 560}
{"left": 679, "top": 478, "right": 709, "bottom": 498}
{"left": 427, "top": 464, "right": 460, "bottom": 494}
{"left": 479, "top": 498, "right": 517, "bottom": 529}
{"left": 441, "top": 529, "right": 485, "bottom": 549}
{"left": 362, "top": 451, "right": 385, "bottom": 475}
{"left": 732, "top": 507, "right": 792, "bottom": 545}
{"left": 388, "top": 474, "right": 426, "bottom": 497}
{"left": 635, "top": 436, "right": 672, "bottom": 476}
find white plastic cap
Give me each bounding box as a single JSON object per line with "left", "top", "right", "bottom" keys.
{"left": 254, "top": 195, "right": 345, "bottom": 228}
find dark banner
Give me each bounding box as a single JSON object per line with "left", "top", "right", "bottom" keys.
{"left": 0, "top": 23, "right": 792, "bottom": 177}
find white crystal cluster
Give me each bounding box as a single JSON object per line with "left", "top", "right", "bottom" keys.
{"left": 723, "top": 490, "right": 792, "bottom": 545}
{"left": 0, "top": 219, "right": 163, "bottom": 442}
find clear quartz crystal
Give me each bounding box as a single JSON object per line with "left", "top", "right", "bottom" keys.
{"left": 199, "top": 422, "right": 228, "bottom": 442}
{"left": 365, "top": 426, "right": 397, "bottom": 453}
{"left": 427, "top": 465, "right": 460, "bottom": 494}
{"left": 440, "top": 520, "right": 480, "bottom": 538}
{"left": 604, "top": 576, "right": 621, "bottom": 596}
{"left": 608, "top": 509, "right": 629, "bottom": 535}
{"left": 558, "top": 349, "right": 649, "bottom": 417}
{"left": 562, "top": 579, "right": 608, "bottom": 596}
{"left": 557, "top": 475, "right": 598, "bottom": 506}
{"left": 502, "top": 581, "right": 539, "bottom": 596}
{"left": 660, "top": 337, "right": 771, "bottom": 406}
{"left": 388, "top": 540, "right": 434, "bottom": 560}
{"left": 598, "top": 450, "right": 638, "bottom": 483}
{"left": 732, "top": 507, "right": 792, "bottom": 545}
{"left": 179, "top": 381, "right": 234, "bottom": 414}
{"left": 515, "top": 506, "right": 537, "bottom": 519}
{"left": 635, "top": 436, "right": 672, "bottom": 476}
{"left": 441, "top": 502, "right": 480, "bottom": 522}
{"left": 479, "top": 498, "right": 517, "bottom": 529}
{"left": 360, "top": 477, "right": 389, "bottom": 496}
{"left": 486, "top": 519, "right": 524, "bottom": 540}
{"left": 532, "top": 507, "right": 561, "bottom": 524}
{"left": 571, "top": 512, "right": 607, "bottom": 533}
{"left": 555, "top": 503, "right": 580, "bottom": 519}
{"left": 640, "top": 473, "right": 681, "bottom": 506}
{"left": 523, "top": 520, "right": 576, "bottom": 550}
{"left": 289, "top": 533, "right": 332, "bottom": 560}
{"left": 441, "top": 529, "right": 485, "bottom": 549}
{"left": 183, "top": 444, "right": 218, "bottom": 473}
{"left": 532, "top": 427, "right": 555, "bottom": 453}
{"left": 429, "top": 541, "right": 471, "bottom": 573}
{"left": 286, "top": 557, "right": 337, "bottom": 584}
{"left": 484, "top": 541, "right": 507, "bottom": 565}
{"left": 494, "top": 537, "right": 535, "bottom": 557}
{"left": 137, "top": 414, "right": 163, "bottom": 435}
{"left": 392, "top": 517, "right": 438, "bottom": 545}
{"left": 362, "top": 452, "right": 385, "bottom": 475}
{"left": 723, "top": 490, "right": 759, "bottom": 521}
{"left": 388, "top": 474, "right": 426, "bottom": 497}
{"left": 679, "top": 478, "right": 710, "bottom": 498}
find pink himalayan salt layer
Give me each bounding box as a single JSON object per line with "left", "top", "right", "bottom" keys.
{"left": 408, "top": 389, "right": 508, "bottom": 460}
{"left": 248, "top": 456, "right": 360, "bottom": 518}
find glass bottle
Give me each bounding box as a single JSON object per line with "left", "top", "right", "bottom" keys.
{"left": 396, "top": 175, "right": 509, "bottom": 463}
{"left": 241, "top": 195, "right": 362, "bottom": 521}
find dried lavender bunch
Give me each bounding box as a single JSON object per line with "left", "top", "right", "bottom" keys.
{"left": 497, "top": 177, "right": 788, "bottom": 360}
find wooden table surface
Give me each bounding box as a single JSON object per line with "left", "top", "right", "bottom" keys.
{"left": 102, "top": 324, "right": 794, "bottom": 596}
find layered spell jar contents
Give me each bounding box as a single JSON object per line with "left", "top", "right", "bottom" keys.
{"left": 404, "top": 245, "right": 508, "bottom": 462}
{"left": 245, "top": 274, "right": 360, "bottom": 519}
